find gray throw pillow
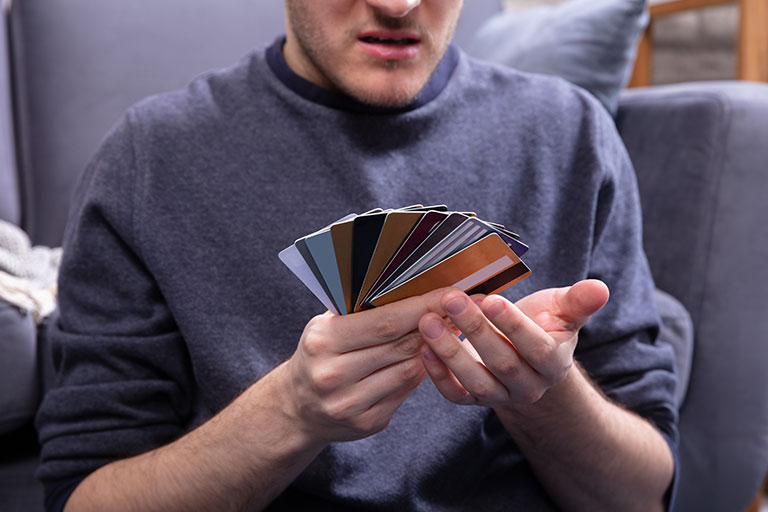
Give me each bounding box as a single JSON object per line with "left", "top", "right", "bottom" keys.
{"left": 467, "top": 0, "right": 648, "bottom": 116}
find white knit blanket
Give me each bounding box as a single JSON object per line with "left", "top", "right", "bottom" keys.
{"left": 0, "top": 220, "right": 61, "bottom": 322}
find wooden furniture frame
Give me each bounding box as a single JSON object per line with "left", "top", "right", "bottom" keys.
{"left": 630, "top": 0, "right": 768, "bottom": 86}
{"left": 745, "top": 474, "right": 768, "bottom": 512}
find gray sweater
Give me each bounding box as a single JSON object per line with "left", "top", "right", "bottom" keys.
{"left": 37, "top": 39, "right": 677, "bottom": 511}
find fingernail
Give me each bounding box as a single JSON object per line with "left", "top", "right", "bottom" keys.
{"left": 423, "top": 349, "right": 438, "bottom": 362}
{"left": 444, "top": 296, "right": 467, "bottom": 316}
{"left": 422, "top": 318, "right": 444, "bottom": 340}
{"left": 485, "top": 299, "right": 505, "bottom": 319}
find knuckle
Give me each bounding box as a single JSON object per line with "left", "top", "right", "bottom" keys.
{"left": 439, "top": 339, "right": 462, "bottom": 361}
{"left": 461, "top": 315, "right": 486, "bottom": 337}
{"left": 394, "top": 333, "right": 422, "bottom": 356}
{"left": 311, "top": 366, "right": 343, "bottom": 393}
{"left": 509, "top": 386, "right": 541, "bottom": 405}
{"left": 301, "top": 322, "right": 329, "bottom": 357}
{"left": 372, "top": 312, "right": 402, "bottom": 341}
{"left": 305, "top": 315, "right": 325, "bottom": 335}
{"left": 323, "top": 397, "right": 355, "bottom": 423}
{"left": 468, "top": 380, "right": 494, "bottom": 401}
{"left": 304, "top": 315, "right": 321, "bottom": 331}
{"left": 527, "top": 342, "right": 555, "bottom": 370}
{"left": 317, "top": 400, "right": 338, "bottom": 421}
{"left": 355, "top": 413, "right": 388, "bottom": 436}
{"left": 493, "top": 357, "right": 521, "bottom": 381}
{"left": 504, "top": 312, "right": 526, "bottom": 335}
{"left": 398, "top": 358, "right": 425, "bottom": 383}
{"left": 302, "top": 337, "right": 325, "bottom": 358}
{"left": 524, "top": 387, "right": 546, "bottom": 405}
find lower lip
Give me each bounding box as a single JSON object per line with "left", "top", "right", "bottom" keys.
{"left": 358, "top": 40, "right": 420, "bottom": 60}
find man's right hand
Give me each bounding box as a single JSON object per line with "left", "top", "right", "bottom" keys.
{"left": 64, "top": 291, "right": 447, "bottom": 512}
{"left": 278, "top": 291, "right": 445, "bottom": 444}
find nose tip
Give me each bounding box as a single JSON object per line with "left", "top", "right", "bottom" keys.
{"left": 368, "top": 0, "right": 422, "bottom": 18}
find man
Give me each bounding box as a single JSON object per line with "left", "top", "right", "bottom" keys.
{"left": 37, "top": 1, "right": 678, "bottom": 510}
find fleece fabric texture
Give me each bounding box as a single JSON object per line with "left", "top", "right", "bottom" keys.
{"left": 36, "top": 40, "right": 678, "bottom": 511}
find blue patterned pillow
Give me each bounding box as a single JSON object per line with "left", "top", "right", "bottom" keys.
{"left": 467, "top": 0, "right": 648, "bottom": 116}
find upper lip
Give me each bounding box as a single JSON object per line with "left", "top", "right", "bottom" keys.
{"left": 358, "top": 30, "right": 421, "bottom": 42}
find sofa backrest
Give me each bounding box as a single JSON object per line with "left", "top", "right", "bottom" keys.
{"left": 10, "top": 0, "right": 284, "bottom": 246}
{"left": 8, "top": 0, "right": 501, "bottom": 247}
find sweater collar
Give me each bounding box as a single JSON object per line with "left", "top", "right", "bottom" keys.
{"left": 266, "top": 36, "right": 458, "bottom": 115}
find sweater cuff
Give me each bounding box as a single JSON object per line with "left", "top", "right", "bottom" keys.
{"left": 44, "top": 476, "right": 84, "bottom": 512}
{"left": 659, "top": 431, "right": 680, "bottom": 512}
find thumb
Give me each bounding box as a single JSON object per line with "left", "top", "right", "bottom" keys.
{"left": 558, "top": 279, "right": 610, "bottom": 328}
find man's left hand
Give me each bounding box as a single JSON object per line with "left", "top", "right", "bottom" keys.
{"left": 418, "top": 280, "right": 610, "bottom": 407}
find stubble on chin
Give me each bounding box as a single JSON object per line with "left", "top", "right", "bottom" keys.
{"left": 345, "top": 61, "right": 423, "bottom": 108}
{"left": 285, "top": 4, "right": 450, "bottom": 108}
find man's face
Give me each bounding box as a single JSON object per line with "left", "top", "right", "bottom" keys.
{"left": 283, "top": 0, "right": 464, "bottom": 108}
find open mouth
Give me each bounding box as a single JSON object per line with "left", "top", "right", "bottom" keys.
{"left": 358, "top": 32, "right": 421, "bottom": 60}
{"left": 359, "top": 36, "right": 419, "bottom": 46}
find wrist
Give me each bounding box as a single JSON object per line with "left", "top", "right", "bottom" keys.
{"left": 241, "top": 362, "right": 329, "bottom": 459}
{"left": 493, "top": 364, "right": 598, "bottom": 441}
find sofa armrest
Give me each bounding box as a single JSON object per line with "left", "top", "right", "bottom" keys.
{"left": 617, "top": 81, "right": 768, "bottom": 512}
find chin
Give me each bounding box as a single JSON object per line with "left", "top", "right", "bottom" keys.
{"left": 344, "top": 78, "right": 425, "bottom": 108}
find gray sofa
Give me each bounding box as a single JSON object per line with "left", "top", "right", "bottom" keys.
{"left": 1, "top": 1, "right": 767, "bottom": 511}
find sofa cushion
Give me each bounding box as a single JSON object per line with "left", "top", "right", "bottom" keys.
{"left": 0, "top": 300, "right": 38, "bottom": 435}
{"left": 467, "top": 0, "right": 648, "bottom": 116}
{"left": 653, "top": 288, "right": 693, "bottom": 406}
{"left": 0, "top": 424, "right": 45, "bottom": 511}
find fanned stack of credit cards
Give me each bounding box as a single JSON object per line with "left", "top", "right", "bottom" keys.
{"left": 279, "top": 205, "right": 531, "bottom": 315}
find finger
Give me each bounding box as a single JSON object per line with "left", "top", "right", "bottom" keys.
{"left": 326, "top": 288, "right": 447, "bottom": 352}
{"left": 357, "top": 376, "right": 424, "bottom": 435}
{"left": 322, "top": 363, "right": 424, "bottom": 440}
{"left": 350, "top": 355, "right": 426, "bottom": 409}
{"left": 439, "top": 292, "right": 549, "bottom": 394}
{"left": 515, "top": 280, "right": 610, "bottom": 332}
{"left": 315, "top": 355, "right": 425, "bottom": 431}
{"left": 556, "top": 279, "right": 610, "bottom": 328}
{"left": 469, "top": 294, "right": 486, "bottom": 305}
{"left": 419, "top": 313, "right": 508, "bottom": 403}
{"left": 340, "top": 330, "right": 425, "bottom": 382}
{"left": 480, "top": 294, "right": 571, "bottom": 385}
{"left": 421, "top": 345, "right": 477, "bottom": 405}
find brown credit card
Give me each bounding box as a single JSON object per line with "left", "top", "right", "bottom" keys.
{"left": 369, "top": 233, "right": 528, "bottom": 308}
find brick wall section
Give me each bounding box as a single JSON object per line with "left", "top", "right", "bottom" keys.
{"left": 653, "top": 4, "right": 738, "bottom": 83}
{"left": 502, "top": 0, "right": 739, "bottom": 84}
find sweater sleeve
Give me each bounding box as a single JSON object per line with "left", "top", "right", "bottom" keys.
{"left": 578, "top": 109, "right": 678, "bottom": 436}
{"left": 572, "top": 101, "right": 679, "bottom": 508}
{"left": 35, "top": 112, "right": 196, "bottom": 507}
